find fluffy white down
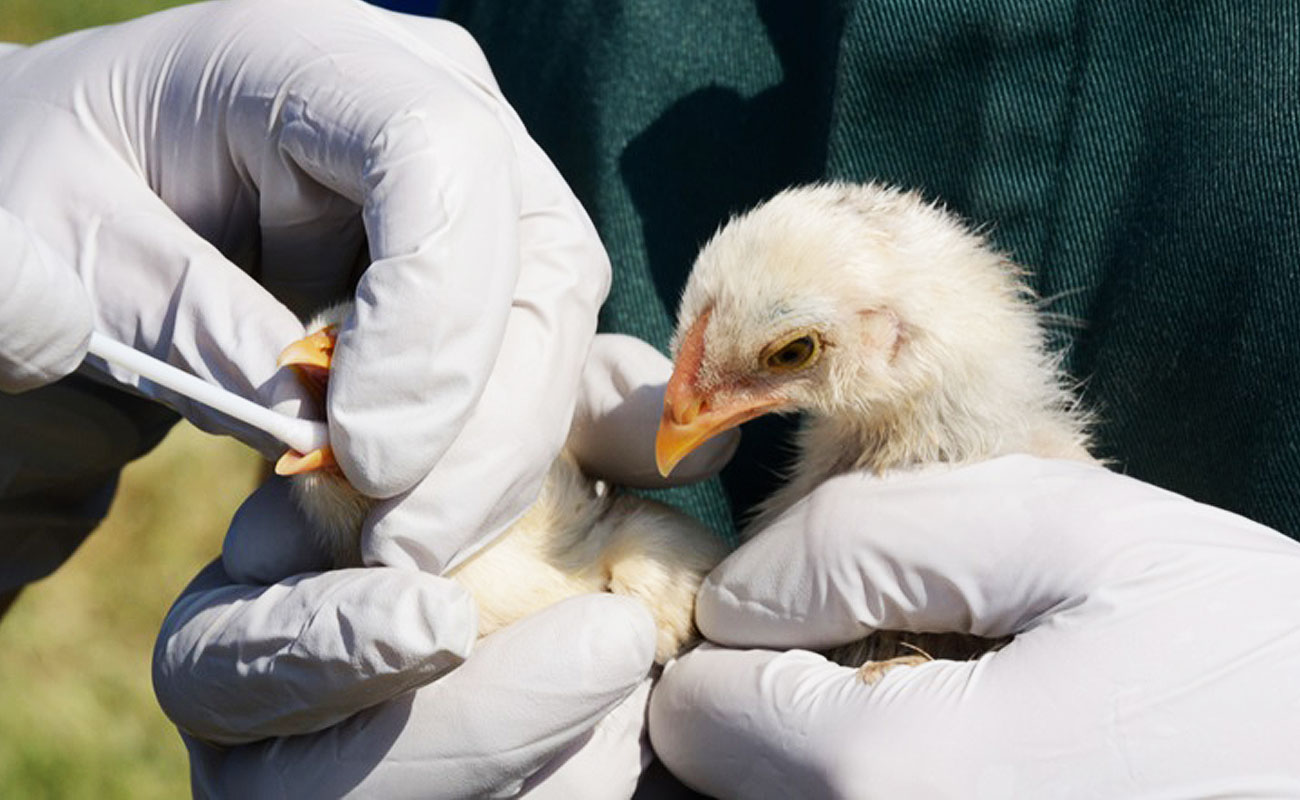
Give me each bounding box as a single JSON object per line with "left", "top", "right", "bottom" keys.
{"left": 674, "top": 182, "right": 1094, "bottom": 529}
{"left": 287, "top": 305, "right": 725, "bottom": 664}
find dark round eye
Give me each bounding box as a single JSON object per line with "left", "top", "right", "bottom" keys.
{"left": 762, "top": 333, "right": 820, "bottom": 372}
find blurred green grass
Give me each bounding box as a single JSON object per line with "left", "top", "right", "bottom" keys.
{"left": 0, "top": 425, "right": 260, "bottom": 799}
{"left": 1, "top": 0, "right": 195, "bottom": 44}
{"left": 0, "top": 4, "right": 256, "bottom": 798}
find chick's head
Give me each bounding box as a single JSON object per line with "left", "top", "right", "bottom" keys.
{"left": 656, "top": 182, "right": 1034, "bottom": 477}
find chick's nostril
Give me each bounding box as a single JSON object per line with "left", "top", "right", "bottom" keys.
{"left": 667, "top": 393, "right": 711, "bottom": 426}
{"left": 680, "top": 397, "right": 701, "bottom": 424}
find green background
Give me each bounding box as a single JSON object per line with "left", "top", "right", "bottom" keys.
{"left": 445, "top": 0, "right": 1300, "bottom": 542}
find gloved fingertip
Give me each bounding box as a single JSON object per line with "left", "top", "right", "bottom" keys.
{"left": 692, "top": 566, "right": 790, "bottom": 646}
{"left": 327, "top": 423, "right": 418, "bottom": 499}
{"left": 586, "top": 333, "right": 670, "bottom": 379}
{"left": 223, "top": 476, "right": 333, "bottom": 583}
{"left": 568, "top": 594, "right": 658, "bottom": 687}
{"left": 408, "top": 572, "right": 479, "bottom": 665}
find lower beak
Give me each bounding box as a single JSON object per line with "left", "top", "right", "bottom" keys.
{"left": 275, "top": 445, "right": 336, "bottom": 476}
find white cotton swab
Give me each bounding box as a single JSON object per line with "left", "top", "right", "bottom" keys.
{"left": 86, "top": 331, "right": 329, "bottom": 456}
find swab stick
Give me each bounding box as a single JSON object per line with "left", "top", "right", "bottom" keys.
{"left": 86, "top": 331, "right": 329, "bottom": 456}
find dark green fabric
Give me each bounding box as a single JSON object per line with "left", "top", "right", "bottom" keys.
{"left": 444, "top": 0, "right": 1300, "bottom": 542}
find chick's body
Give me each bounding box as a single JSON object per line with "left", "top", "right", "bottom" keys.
{"left": 288, "top": 304, "right": 725, "bottom": 664}
{"left": 659, "top": 182, "right": 1096, "bottom": 671}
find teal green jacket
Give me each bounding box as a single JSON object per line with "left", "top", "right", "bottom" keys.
{"left": 444, "top": 0, "right": 1300, "bottom": 542}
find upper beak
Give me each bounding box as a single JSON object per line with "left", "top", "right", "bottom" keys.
{"left": 654, "top": 380, "right": 781, "bottom": 478}
{"left": 278, "top": 326, "right": 337, "bottom": 371}
{"left": 655, "top": 313, "right": 783, "bottom": 477}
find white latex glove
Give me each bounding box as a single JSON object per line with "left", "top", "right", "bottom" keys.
{"left": 0, "top": 0, "right": 608, "bottom": 566}
{"left": 155, "top": 334, "right": 736, "bottom": 798}
{"left": 0, "top": 207, "right": 92, "bottom": 392}
{"left": 649, "top": 456, "right": 1300, "bottom": 798}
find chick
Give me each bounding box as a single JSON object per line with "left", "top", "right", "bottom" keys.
{"left": 656, "top": 182, "right": 1096, "bottom": 678}
{"left": 276, "top": 305, "right": 726, "bottom": 664}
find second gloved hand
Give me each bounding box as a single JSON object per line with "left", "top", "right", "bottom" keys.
{"left": 155, "top": 334, "right": 738, "bottom": 798}
{"left": 649, "top": 457, "right": 1300, "bottom": 798}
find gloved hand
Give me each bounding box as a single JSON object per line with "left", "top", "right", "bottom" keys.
{"left": 0, "top": 0, "right": 608, "bottom": 566}
{"left": 0, "top": 207, "right": 92, "bottom": 392}
{"left": 649, "top": 456, "right": 1300, "bottom": 798}
{"left": 155, "top": 334, "right": 737, "bottom": 798}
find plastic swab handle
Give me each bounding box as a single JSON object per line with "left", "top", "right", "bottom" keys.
{"left": 86, "top": 332, "right": 329, "bottom": 455}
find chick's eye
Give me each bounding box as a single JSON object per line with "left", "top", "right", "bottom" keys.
{"left": 763, "top": 333, "right": 821, "bottom": 372}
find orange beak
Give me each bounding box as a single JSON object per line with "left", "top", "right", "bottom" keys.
{"left": 274, "top": 325, "right": 340, "bottom": 476}
{"left": 274, "top": 445, "right": 337, "bottom": 476}
{"left": 277, "top": 326, "right": 337, "bottom": 371}
{"left": 654, "top": 384, "right": 782, "bottom": 478}
{"left": 655, "top": 312, "right": 784, "bottom": 477}
{"left": 277, "top": 325, "right": 337, "bottom": 398}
